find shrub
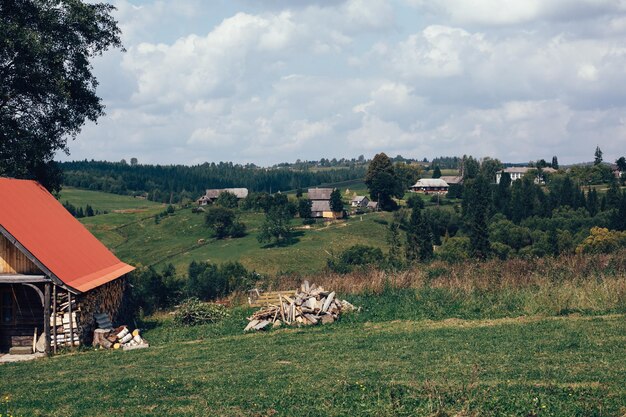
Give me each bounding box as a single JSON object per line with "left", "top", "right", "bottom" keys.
{"left": 205, "top": 206, "right": 246, "bottom": 239}
{"left": 174, "top": 298, "right": 230, "bottom": 326}
{"left": 186, "top": 261, "right": 255, "bottom": 300}
{"left": 327, "top": 244, "right": 385, "bottom": 273}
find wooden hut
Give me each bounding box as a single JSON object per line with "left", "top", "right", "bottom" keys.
{"left": 0, "top": 178, "right": 134, "bottom": 354}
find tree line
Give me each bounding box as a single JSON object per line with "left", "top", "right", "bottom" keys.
{"left": 60, "top": 160, "right": 367, "bottom": 203}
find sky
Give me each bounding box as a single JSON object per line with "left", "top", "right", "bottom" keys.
{"left": 61, "top": 0, "right": 626, "bottom": 166}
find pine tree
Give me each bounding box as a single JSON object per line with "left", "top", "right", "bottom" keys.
{"left": 330, "top": 188, "right": 343, "bottom": 213}
{"left": 586, "top": 189, "right": 598, "bottom": 216}
{"left": 405, "top": 205, "right": 433, "bottom": 262}
{"left": 462, "top": 174, "right": 491, "bottom": 258}
{"left": 432, "top": 166, "right": 442, "bottom": 178}
{"left": 386, "top": 222, "right": 403, "bottom": 268}
{"left": 551, "top": 156, "right": 559, "bottom": 169}
{"left": 594, "top": 146, "right": 603, "bottom": 165}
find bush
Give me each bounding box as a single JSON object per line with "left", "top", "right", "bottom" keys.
{"left": 186, "top": 261, "right": 255, "bottom": 300}
{"left": 327, "top": 244, "right": 385, "bottom": 273}
{"left": 130, "top": 264, "right": 183, "bottom": 315}
{"left": 174, "top": 298, "right": 230, "bottom": 326}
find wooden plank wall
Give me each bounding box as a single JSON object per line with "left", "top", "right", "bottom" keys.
{"left": 0, "top": 234, "right": 40, "bottom": 274}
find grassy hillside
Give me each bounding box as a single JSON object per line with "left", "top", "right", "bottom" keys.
{"left": 1, "top": 310, "right": 624, "bottom": 416}
{"left": 58, "top": 187, "right": 163, "bottom": 213}
{"left": 59, "top": 187, "right": 397, "bottom": 274}
{"left": 82, "top": 207, "right": 394, "bottom": 275}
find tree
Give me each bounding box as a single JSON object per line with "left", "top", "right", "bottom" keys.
{"left": 551, "top": 156, "right": 559, "bottom": 169}
{"left": 594, "top": 146, "right": 603, "bottom": 166}
{"left": 205, "top": 206, "right": 245, "bottom": 239}
{"left": 394, "top": 162, "right": 422, "bottom": 190}
{"left": 461, "top": 155, "right": 480, "bottom": 180}
{"left": 215, "top": 191, "right": 239, "bottom": 209}
{"left": 405, "top": 205, "right": 433, "bottom": 262}
{"left": 330, "top": 188, "right": 343, "bottom": 213}
{"left": 258, "top": 206, "right": 293, "bottom": 245}
{"left": 432, "top": 165, "right": 442, "bottom": 178}
{"left": 479, "top": 157, "right": 502, "bottom": 183}
{"left": 462, "top": 174, "right": 491, "bottom": 259}
{"left": 616, "top": 157, "right": 626, "bottom": 174}
{"left": 297, "top": 198, "right": 312, "bottom": 219}
{"left": 130, "top": 157, "right": 138, "bottom": 166}
{"left": 0, "top": 0, "right": 123, "bottom": 191}
{"left": 386, "top": 222, "right": 403, "bottom": 268}
{"left": 365, "top": 153, "right": 404, "bottom": 211}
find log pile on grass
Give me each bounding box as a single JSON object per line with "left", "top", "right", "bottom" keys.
{"left": 244, "top": 281, "right": 356, "bottom": 332}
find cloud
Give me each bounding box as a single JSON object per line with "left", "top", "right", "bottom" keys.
{"left": 405, "top": 0, "right": 626, "bottom": 26}
{"left": 61, "top": 0, "right": 626, "bottom": 166}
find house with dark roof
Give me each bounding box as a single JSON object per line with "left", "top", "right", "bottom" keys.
{"left": 350, "top": 195, "right": 369, "bottom": 208}
{"left": 0, "top": 178, "right": 134, "bottom": 354}
{"left": 197, "top": 188, "right": 249, "bottom": 205}
{"left": 308, "top": 188, "right": 343, "bottom": 219}
{"left": 410, "top": 178, "right": 449, "bottom": 194}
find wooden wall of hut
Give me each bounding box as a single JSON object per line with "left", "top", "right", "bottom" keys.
{"left": 0, "top": 284, "right": 44, "bottom": 351}
{"left": 0, "top": 234, "right": 40, "bottom": 274}
{"left": 76, "top": 277, "right": 128, "bottom": 345}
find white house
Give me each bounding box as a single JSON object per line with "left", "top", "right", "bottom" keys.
{"left": 495, "top": 167, "right": 557, "bottom": 185}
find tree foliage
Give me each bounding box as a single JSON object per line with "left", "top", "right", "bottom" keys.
{"left": 0, "top": 0, "right": 123, "bottom": 191}
{"left": 365, "top": 153, "right": 404, "bottom": 211}
{"left": 205, "top": 206, "right": 246, "bottom": 239}
{"left": 330, "top": 188, "right": 343, "bottom": 212}
{"left": 258, "top": 205, "right": 294, "bottom": 245}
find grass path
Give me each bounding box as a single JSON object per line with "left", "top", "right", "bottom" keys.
{"left": 1, "top": 313, "right": 624, "bottom": 416}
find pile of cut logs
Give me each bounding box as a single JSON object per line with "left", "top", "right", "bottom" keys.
{"left": 93, "top": 325, "right": 148, "bottom": 350}
{"left": 50, "top": 294, "right": 80, "bottom": 348}
{"left": 244, "top": 281, "right": 356, "bottom": 332}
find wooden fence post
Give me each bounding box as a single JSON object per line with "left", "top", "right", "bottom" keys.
{"left": 44, "top": 283, "right": 50, "bottom": 355}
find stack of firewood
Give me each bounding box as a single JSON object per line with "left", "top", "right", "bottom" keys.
{"left": 50, "top": 294, "right": 80, "bottom": 347}
{"left": 244, "top": 281, "right": 356, "bottom": 332}
{"left": 93, "top": 325, "right": 149, "bottom": 351}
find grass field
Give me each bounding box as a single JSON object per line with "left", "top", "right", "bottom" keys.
{"left": 57, "top": 186, "right": 399, "bottom": 275}
{"left": 58, "top": 187, "right": 164, "bottom": 213}
{"left": 85, "top": 207, "right": 395, "bottom": 275}
{"left": 1, "top": 307, "right": 624, "bottom": 416}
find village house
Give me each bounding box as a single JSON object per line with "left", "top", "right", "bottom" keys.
{"left": 308, "top": 188, "right": 343, "bottom": 219}
{"left": 410, "top": 178, "right": 449, "bottom": 194}
{"left": 197, "top": 188, "right": 249, "bottom": 205}
{"left": 495, "top": 167, "right": 557, "bottom": 184}
{"left": 0, "top": 178, "right": 134, "bottom": 354}
{"left": 439, "top": 175, "right": 463, "bottom": 186}
{"left": 350, "top": 195, "right": 369, "bottom": 208}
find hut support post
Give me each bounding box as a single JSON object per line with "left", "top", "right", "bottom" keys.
{"left": 68, "top": 290, "right": 74, "bottom": 348}
{"left": 52, "top": 285, "right": 57, "bottom": 354}
{"left": 44, "top": 283, "right": 51, "bottom": 355}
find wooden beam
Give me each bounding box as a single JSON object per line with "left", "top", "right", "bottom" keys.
{"left": 68, "top": 290, "right": 74, "bottom": 349}
{"left": 52, "top": 285, "right": 57, "bottom": 355}
{"left": 44, "top": 283, "right": 50, "bottom": 355}
{"left": 0, "top": 275, "right": 48, "bottom": 284}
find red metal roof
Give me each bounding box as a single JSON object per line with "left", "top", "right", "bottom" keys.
{"left": 0, "top": 178, "right": 134, "bottom": 292}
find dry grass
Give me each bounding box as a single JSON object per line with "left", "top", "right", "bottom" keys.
{"left": 260, "top": 250, "right": 626, "bottom": 316}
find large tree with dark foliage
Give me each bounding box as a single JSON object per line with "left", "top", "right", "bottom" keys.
{"left": 462, "top": 174, "right": 491, "bottom": 259}
{"left": 0, "top": 0, "right": 123, "bottom": 191}
{"left": 365, "top": 153, "right": 404, "bottom": 211}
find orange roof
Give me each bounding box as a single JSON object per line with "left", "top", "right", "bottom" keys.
{"left": 0, "top": 178, "right": 134, "bottom": 292}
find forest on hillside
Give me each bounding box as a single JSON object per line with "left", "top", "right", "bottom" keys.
{"left": 60, "top": 160, "right": 368, "bottom": 203}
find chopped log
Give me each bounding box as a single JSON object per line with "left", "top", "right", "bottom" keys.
{"left": 303, "top": 314, "right": 318, "bottom": 325}
{"left": 322, "top": 292, "right": 335, "bottom": 312}
{"left": 320, "top": 314, "right": 335, "bottom": 325}
{"left": 254, "top": 320, "right": 271, "bottom": 330}
{"left": 244, "top": 320, "right": 260, "bottom": 332}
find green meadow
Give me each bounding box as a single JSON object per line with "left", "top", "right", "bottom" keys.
{"left": 1, "top": 304, "right": 624, "bottom": 416}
